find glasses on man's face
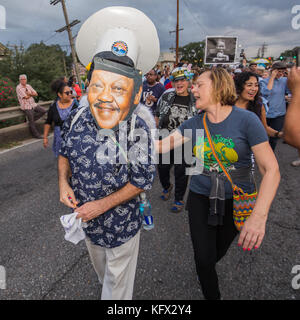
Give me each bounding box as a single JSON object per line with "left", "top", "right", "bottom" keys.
{"left": 64, "top": 91, "right": 72, "bottom": 95}
{"left": 146, "top": 73, "right": 155, "bottom": 77}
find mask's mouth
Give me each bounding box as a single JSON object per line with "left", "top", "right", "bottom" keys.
{"left": 93, "top": 101, "right": 120, "bottom": 112}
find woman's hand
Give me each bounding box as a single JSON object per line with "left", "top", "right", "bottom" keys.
{"left": 278, "top": 131, "right": 284, "bottom": 139}
{"left": 237, "top": 213, "right": 267, "bottom": 251}
{"left": 43, "top": 137, "right": 48, "bottom": 148}
{"left": 285, "top": 95, "right": 292, "bottom": 104}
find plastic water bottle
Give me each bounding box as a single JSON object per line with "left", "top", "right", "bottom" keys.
{"left": 139, "top": 192, "right": 154, "bottom": 231}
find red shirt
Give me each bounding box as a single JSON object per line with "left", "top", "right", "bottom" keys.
{"left": 74, "top": 84, "right": 82, "bottom": 99}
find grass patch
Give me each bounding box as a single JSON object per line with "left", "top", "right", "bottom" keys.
{"left": 0, "top": 141, "right": 23, "bottom": 150}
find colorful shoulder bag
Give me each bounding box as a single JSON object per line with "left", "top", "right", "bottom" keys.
{"left": 203, "top": 113, "right": 258, "bottom": 231}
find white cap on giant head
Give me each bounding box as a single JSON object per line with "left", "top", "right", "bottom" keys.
{"left": 76, "top": 6, "right": 160, "bottom": 74}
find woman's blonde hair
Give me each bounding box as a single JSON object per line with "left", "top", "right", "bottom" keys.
{"left": 204, "top": 68, "right": 237, "bottom": 106}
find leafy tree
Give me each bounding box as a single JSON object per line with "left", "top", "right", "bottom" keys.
{"left": 179, "top": 41, "right": 205, "bottom": 67}
{"left": 0, "top": 42, "right": 72, "bottom": 102}
{"left": 278, "top": 47, "right": 300, "bottom": 60}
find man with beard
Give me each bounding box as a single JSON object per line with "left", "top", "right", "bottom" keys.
{"left": 57, "top": 7, "right": 159, "bottom": 300}
{"left": 141, "top": 69, "right": 165, "bottom": 115}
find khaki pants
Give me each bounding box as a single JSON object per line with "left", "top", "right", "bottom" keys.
{"left": 85, "top": 230, "right": 140, "bottom": 300}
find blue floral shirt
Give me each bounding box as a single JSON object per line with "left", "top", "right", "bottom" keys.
{"left": 59, "top": 106, "right": 156, "bottom": 248}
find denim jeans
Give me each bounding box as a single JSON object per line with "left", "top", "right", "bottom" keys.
{"left": 266, "top": 115, "right": 285, "bottom": 151}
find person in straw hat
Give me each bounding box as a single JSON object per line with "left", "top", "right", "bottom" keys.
{"left": 57, "top": 6, "right": 159, "bottom": 300}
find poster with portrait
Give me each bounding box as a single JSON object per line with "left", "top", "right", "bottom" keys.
{"left": 204, "top": 36, "right": 238, "bottom": 64}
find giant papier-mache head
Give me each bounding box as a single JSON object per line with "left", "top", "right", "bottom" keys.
{"left": 76, "top": 7, "right": 160, "bottom": 131}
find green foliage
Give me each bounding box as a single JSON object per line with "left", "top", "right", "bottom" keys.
{"left": 0, "top": 77, "right": 18, "bottom": 108}
{"left": 0, "top": 42, "right": 72, "bottom": 102}
{"left": 278, "top": 47, "right": 300, "bottom": 60}
{"left": 0, "top": 117, "right": 24, "bottom": 129}
{"left": 179, "top": 41, "right": 205, "bottom": 67}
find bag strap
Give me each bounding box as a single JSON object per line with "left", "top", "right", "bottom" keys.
{"left": 69, "top": 105, "right": 88, "bottom": 131}
{"left": 109, "top": 134, "right": 129, "bottom": 164}
{"left": 109, "top": 120, "right": 146, "bottom": 202}
{"left": 203, "top": 113, "right": 236, "bottom": 190}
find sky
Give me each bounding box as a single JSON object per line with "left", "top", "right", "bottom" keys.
{"left": 0, "top": 0, "right": 299, "bottom": 61}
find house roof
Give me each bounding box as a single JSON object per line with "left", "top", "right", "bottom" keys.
{"left": 0, "top": 42, "right": 9, "bottom": 56}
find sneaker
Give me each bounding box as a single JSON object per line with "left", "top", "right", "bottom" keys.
{"left": 171, "top": 200, "right": 184, "bottom": 213}
{"left": 291, "top": 158, "right": 300, "bottom": 167}
{"left": 160, "top": 184, "right": 173, "bottom": 201}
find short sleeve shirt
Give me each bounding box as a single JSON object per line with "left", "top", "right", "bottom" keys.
{"left": 141, "top": 82, "right": 165, "bottom": 115}
{"left": 178, "top": 106, "right": 268, "bottom": 198}
{"left": 59, "top": 106, "right": 156, "bottom": 248}
{"left": 160, "top": 95, "right": 190, "bottom": 132}
{"left": 16, "top": 84, "right": 37, "bottom": 110}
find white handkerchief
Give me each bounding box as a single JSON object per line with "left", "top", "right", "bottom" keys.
{"left": 60, "top": 212, "right": 86, "bottom": 245}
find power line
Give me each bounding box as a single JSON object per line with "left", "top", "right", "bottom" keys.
{"left": 44, "top": 32, "right": 59, "bottom": 43}
{"left": 182, "top": 0, "right": 208, "bottom": 36}
{"left": 50, "top": 0, "right": 81, "bottom": 83}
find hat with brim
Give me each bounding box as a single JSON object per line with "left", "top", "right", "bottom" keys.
{"left": 173, "top": 75, "right": 186, "bottom": 81}
{"left": 75, "top": 6, "right": 160, "bottom": 75}
{"left": 272, "top": 61, "right": 287, "bottom": 70}
{"left": 170, "top": 67, "right": 194, "bottom": 81}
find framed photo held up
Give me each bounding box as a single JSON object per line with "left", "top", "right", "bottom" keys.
{"left": 204, "top": 36, "right": 238, "bottom": 65}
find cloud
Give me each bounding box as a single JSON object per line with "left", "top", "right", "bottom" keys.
{"left": 0, "top": 0, "right": 298, "bottom": 59}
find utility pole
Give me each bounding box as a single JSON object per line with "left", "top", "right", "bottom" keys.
{"left": 257, "top": 48, "right": 261, "bottom": 58}
{"left": 169, "top": 0, "right": 183, "bottom": 66}
{"left": 261, "top": 42, "right": 268, "bottom": 58}
{"left": 50, "top": 0, "right": 81, "bottom": 85}
{"left": 7, "top": 44, "right": 24, "bottom": 52}
{"left": 176, "top": 0, "right": 179, "bottom": 65}
{"left": 62, "top": 54, "right": 67, "bottom": 76}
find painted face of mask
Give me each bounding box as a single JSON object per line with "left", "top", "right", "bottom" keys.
{"left": 88, "top": 69, "right": 135, "bottom": 129}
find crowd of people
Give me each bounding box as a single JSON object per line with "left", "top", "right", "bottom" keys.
{"left": 14, "top": 6, "right": 300, "bottom": 300}
{"left": 146, "top": 58, "right": 300, "bottom": 167}
{"left": 149, "top": 60, "right": 299, "bottom": 300}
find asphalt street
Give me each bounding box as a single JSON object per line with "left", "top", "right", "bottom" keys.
{"left": 0, "top": 137, "right": 299, "bottom": 300}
